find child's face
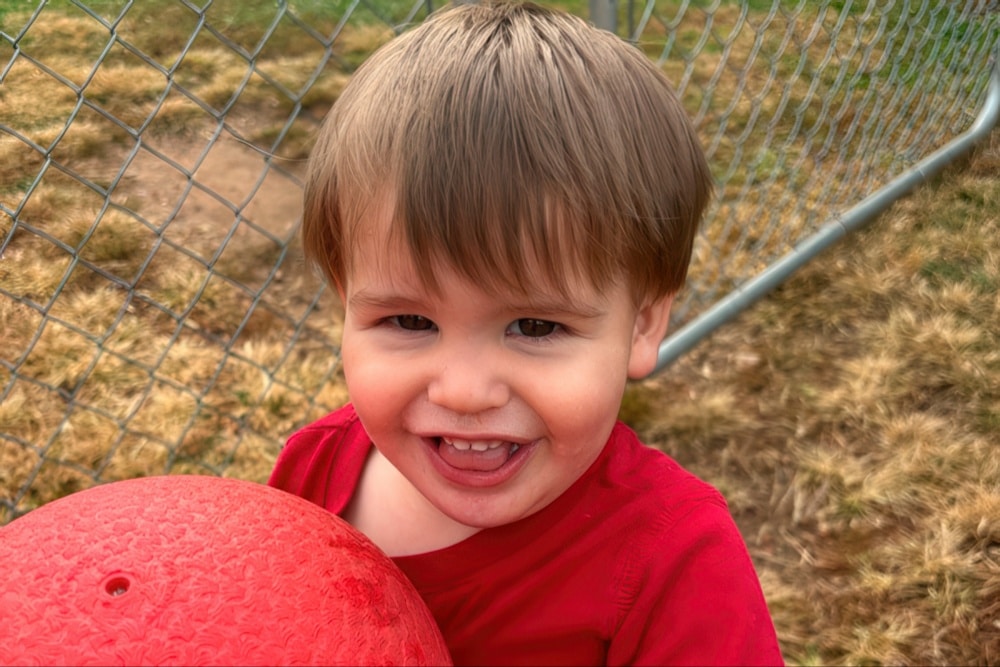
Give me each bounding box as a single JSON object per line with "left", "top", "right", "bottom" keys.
{"left": 338, "top": 203, "right": 672, "bottom": 531}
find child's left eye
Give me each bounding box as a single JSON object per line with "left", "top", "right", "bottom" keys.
{"left": 391, "top": 314, "right": 436, "bottom": 331}
{"left": 509, "top": 318, "right": 559, "bottom": 338}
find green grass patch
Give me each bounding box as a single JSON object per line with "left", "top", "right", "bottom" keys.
{"left": 920, "top": 258, "right": 996, "bottom": 294}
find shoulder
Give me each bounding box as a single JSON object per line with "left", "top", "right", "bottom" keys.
{"left": 289, "top": 402, "right": 363, "bottom": 439}
{"left": 267, "top": 404, "right": 370, "bottom": 513}
{"left": 533, "top": 422, "right": 729, "bottom": 559}
{"left": 599, "top": 422, "right": 729, "bottom": 520}
{"left": 600, "top": 424, "right": 782, "bottom": 665}
{"left": 599, "top": 422, "right": 750, "bottom": 576}
{"left": 279, "top": 403, "right": 367, "bottom": 460}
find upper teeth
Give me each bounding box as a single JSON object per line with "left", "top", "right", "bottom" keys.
{"left": 443, "top": 438, "right": 504, "bottom": 452}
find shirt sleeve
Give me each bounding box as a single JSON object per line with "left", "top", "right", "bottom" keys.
{"left": 267, "top": 405, "right": 367, "bottom": 515}
{"left": 608, "top": 493, "right": 784, "bottom": 666}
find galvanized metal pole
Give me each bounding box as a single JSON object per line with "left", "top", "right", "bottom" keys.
{"left": 589, "top": 0, "right": 617, "bottom": 32}
{"left": 654, "top": 59, "right": 1000, "bottom": 374}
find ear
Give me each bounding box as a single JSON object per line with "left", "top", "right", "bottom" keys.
{"left": 627, "top": 293, "right": 675, "bottom": 380}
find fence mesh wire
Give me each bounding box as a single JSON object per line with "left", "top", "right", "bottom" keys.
{"left": 1, "top": 0, "right": 998, "bottom": 522}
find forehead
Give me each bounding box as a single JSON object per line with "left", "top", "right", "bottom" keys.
{"left": 342, "top": 190, "right": 609, "bottom": 305}
{"left": 345, "top": 203, "right": 618, "bottom": 317}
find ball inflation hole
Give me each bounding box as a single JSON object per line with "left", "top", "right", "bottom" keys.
{"left": 104, "top": 576, "right": 131, "bottom": 597}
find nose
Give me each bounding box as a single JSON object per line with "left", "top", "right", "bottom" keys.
{"left": 426, "top": 346, "right": 510, "bottom": 415}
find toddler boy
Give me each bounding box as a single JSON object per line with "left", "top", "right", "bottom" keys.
{"left": 269, "top": 2, "right": 782, "bottom": 664}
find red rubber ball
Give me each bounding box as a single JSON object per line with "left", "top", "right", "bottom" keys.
{"left": 0, "top": 475, "right": 452, "bottom": 666}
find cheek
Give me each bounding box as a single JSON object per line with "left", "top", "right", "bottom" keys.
{"left": 340, "top": 342, "right": 408, "bottom": 424}
{"left": 531, "top": 364, "right": 628, "bottom": 441}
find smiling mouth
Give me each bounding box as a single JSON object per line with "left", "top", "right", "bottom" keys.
{"left": 436, "top": 437, "right": 521, "bottom": 473}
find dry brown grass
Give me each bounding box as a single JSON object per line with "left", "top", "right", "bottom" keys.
{"left": 629, "top": 131, "right": 1000, "bottom": 665}
{"left": 2, "top": 2, "right": 998, "bottom": 664}
{"left": 0, "top": 3, "right": 350, "bottom": 516}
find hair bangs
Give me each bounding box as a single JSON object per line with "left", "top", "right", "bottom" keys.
{"left": 380, "top": 4, "right": 631, "bottom": 301}
{"left": 303, "top": 1, "right": 713, "bottom": 306}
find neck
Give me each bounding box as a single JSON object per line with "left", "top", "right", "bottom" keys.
{"left": 343, "top": 448, "right": 480, "bottom": 557}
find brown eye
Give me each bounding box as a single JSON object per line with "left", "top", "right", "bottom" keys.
{"left": 512, "top": 319, "right": 558, "bottom": 337}
{"left": 394, "top": 315, "right": 434, "bottom": 331}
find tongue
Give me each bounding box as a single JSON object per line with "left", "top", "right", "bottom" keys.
{"left": 438, "top": 441, "right": 514, "bottom": 472}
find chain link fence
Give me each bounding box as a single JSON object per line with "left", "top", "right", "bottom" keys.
{"left": 1, "top": 0, "right": 998, "bottom": 522}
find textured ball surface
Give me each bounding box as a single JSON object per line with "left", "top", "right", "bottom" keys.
{"left": 0, "top": 475, "right": 451, "bottom": 666}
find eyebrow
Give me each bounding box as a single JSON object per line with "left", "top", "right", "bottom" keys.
{"left": 504, "top": 295, "right": 606, "bottom": 320}
{"left": 348, "top": 288, "right": 607, "bottom": 320}
{"left": 348, "top": 290, "right": 426, "bottom": 312}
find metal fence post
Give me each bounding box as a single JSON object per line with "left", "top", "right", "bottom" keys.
{"left": 589, "top": 0, "right": 617, "bottom": 33}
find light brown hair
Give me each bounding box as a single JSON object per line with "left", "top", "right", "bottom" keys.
{"left": 303, "top": 1, "right": 712, "bottom": 305}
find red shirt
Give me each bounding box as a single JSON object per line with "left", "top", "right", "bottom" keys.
{"left": 269, "top": 405, "right": 783, "bottom": 666}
